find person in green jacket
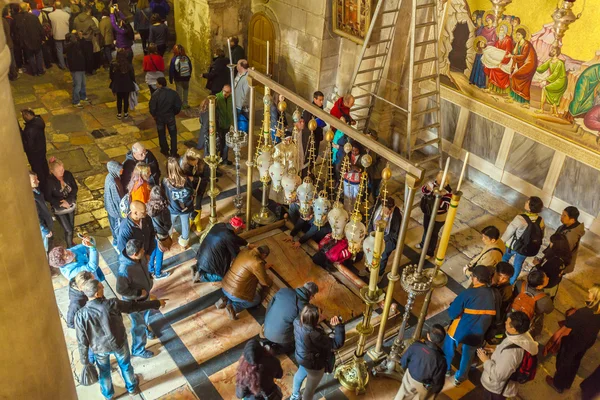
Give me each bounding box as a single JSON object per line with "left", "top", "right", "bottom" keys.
{"left": 216, "top": 84, "right": 234, "bottom": 164}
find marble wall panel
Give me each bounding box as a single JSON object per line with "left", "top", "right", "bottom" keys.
{"left": 440, "top": 99, "right": 460, "bottom": 142}
{"left": 505, "top": 134, "right": 555, "bottom": 189}
{"left": 555, "top": 157, "right": 600, "bottom": 216}
{"left": 463, "top": 112, "right": 504, "bottom": 163}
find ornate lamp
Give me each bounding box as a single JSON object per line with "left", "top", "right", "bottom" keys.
{"left": 297, "top": 177, "right": 315, "bottom": 219}
{"left": 327, "top": 142, "right": 352, "bottom": 239}
{"left": 343, "top": 154, "right": 371, "bottom": 257}
{"left": 489, "top": 0, "right": 513, "bottom": 22}
{"left": 226, "top": 127, "right": 248, "bottom": 215}
{"left": 281, "top": 168, "right": 300, "bottom": 204}
{"left": 311, "top": 125, "right": 334, "bottom": 228}
{"left": 269, "top": 160, "right": 284, "bottom": 192}
{"left": 551, "top": 0, "right": 583, "bottom": 48}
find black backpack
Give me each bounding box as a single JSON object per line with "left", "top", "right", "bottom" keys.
{"left": 511, "top": 214, "right": 543, "bottom": 257}
{"left": 419, "top": 193, "right": 435, "bottom": 215}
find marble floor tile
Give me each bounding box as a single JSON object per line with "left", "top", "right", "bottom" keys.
{"left": 152, "top": 383, "right": 199, "bottom": 400}
{"left": 132, "top": 342, "right": 179, "bottom": 385}
{"left": 257, "top": 232, "right": 365, "bottom": 322}
{"left": 340, "top": 375, "right": 401, "bottom": 399}
{"left": 454, "top": 199, "right": 486, "bottom": 225}
{"left": 439, "top": 252, "right": 472, "bottom": 288}
{"left": 171, "top": 305, "right": 262, "bottom": 366}
{"left": 139, "top": 369, "right": 191, "bottom": 400}
{"left": 209, "top": 354, "right": 297, "bottom": 400}
{"left": 448, "top": 220, "right": 485, "bottom": 260}
{"left": 468, "top": 191, "right": 521, "bottom": 224}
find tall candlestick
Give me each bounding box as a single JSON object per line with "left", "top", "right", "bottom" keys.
{"left": 208, "top": 95, "right": 217, "bottom": 157}
{"left": 227, "top": 38, "right": 239, "bottom": 134}
{"left": 440, "top": 157, "right": 450, "bottom": 190}
{"left": 368, "top": 222, "right": 385, "bottom": 293}
{"left": 456, "top": 152, "right": 470, "bottom": 193}
{"left": 266, "top": 41, "right": 270, "bottom": 76}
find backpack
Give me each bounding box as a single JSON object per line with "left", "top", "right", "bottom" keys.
{"left": 176, "top": 56, "right": 191, "bottom": 78}
{"left": 123, "top": 22, "right": 135, "bottom": 42}
{"left": 511, "top": 281, "right": 545, "bottom": 320}
{"left": 119, "top": 193, "right": 131, "bottom": 218}
{"left": 511, "top": 214, "right": 543, "bottom": 257}
{"left": 501, "top": 343, "right": 538, "bottom": 389}
{"left": 41, "top": 11, "right": 52, "bottom": 40}
{"left": 419, "top": 193, "right": 435, "bottom": 215}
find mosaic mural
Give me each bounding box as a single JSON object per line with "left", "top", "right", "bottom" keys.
{"left": 439, "top": 0, "right": 600, "bottom": 155}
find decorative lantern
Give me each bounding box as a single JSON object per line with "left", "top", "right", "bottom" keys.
{"left": 313, "top": 191, "right": 331, "bottom": 228}
{"left": 345, "top": 212, "right": 367, "bottom": 256}
{"left": 281, "top": 169, "right": 300, "bottom": 204}
{"left": 328, "top": 202, "right": 349, "bottom": 240}
{"left": 297, "top": 177, "right": 315, "bottom": 219}
{"left": 256, "top": 150, "right": 273, "bottom": 181}
{"left": 269, "top": 160, "right": 284, "bottom": 192}
{"left": 363, "top": 232, "right": 376, "bottom": 267}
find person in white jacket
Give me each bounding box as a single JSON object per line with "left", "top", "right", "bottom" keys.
{"left": 477, "top": 311, "right": 539, "bottom": 399}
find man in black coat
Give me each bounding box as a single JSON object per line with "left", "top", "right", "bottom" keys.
{"left": 192, "top": 216, "right": 248, "bottom": 283}
{"left": 75, "top": 278, "right": 165, "bottom": 398}
{"left": 367, "top": 197, "right": 402, "bottom": 280}
{"left": 14, "top": 2, "right": 45, "bottom": 76}
{"left": 301, "top": 91, "right": 326, "bottom": 155}
{"left": 202, "top": 48, "right": 230, "bottom": 95}
{"left": 229, "top": 36, "right": 245, "bottom": 65}
{"left": 263, "top": 282, "right": 319, "bottom": 354}
{"left": 30, "top": 170, "right": 53, "bottom": 253}
{"left": 149, "top": 77, "right": 182, "bottom": 157}
{"left": 117, "top": 201, "right": 156, "bottom": 255}
{"left": 121, "top": 142, "right": 161, "bottom": 188}
{"left": 22, "top": 109, "right": 49, "bottom": 194}
{"left": 395, "top": 324, "right": 447, "bottom": 399}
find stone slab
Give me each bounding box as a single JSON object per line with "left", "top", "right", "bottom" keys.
{"left": 50, "top": 148, "right": 92, "bottom": 173}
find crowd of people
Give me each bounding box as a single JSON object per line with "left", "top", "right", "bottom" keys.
{"left": 14, "top": 3, "right": 598, "bottom": 398}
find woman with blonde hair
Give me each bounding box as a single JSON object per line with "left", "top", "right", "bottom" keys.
{"left": 46, "top": 157, "right": 78, "bottom": 246}
{"left": 546, "top": 284, "right": 600, "bottom": 394}
{"left": 127, "top": 162, "right": 152, "bottom": 204}
{"left": 162, "top": 157, "right": 194, "bottom": 247}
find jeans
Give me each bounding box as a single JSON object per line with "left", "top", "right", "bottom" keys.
{"left": 9, "top": 47, "right": 18, "bottom": 80}
{"left": 138, "top": 29, "right": 149, "bottom": 53}
{"left": 41, "top": 226, "right": 52, "bottom": 253}
{"left": 379, "top": 240, "right": 396, "bottom": 276}
{"left": 55, "top": 40, "right": 66, "bottom": 69}
{"left": 199, "top": 272, "right": 222, "bottom": 282}
{"left": 116, "top": 91, "right": 129, "bottom": 114}
{"left": 502, "top": 247, "right": 527, "bottom": 285}
{"left": 223, "top": 289, "right": 261, "bottom": 314}
{"left": 107, "top": 215, "right": 120, "bottom": 244}
{"left": 442, "top": 334, "right": 478, "bottom": 382}
{"left": 103, "top": 45, "right": 113, "bottom": 66}
{"left": 170, "top": 213, "right": 190, "bottom": 240}
{"left": 292, "top": 365, "right": 325, "bottom": 400}
{"left": 148, "top": 241, "right": 164, "bottom": 275}
{"left": 95, "top": 341, "right": 138, "bottom": 398}
{"left": 175, "top": 80, "right": 189, "bottom": 107}
{"left": 25, "top": 48, "right": 44, "bottom": 75}
{"left": 237, "top": 109, "right": 249, "bottom": 133}
{"left": 71, "top": 71, "right": 87, "bottom": 104}
{"left": 218, "top": 128, "right": 229, "bottom": 162}
{"left": 129, "top": 309, "right": 153, "bottom": 356}
{"left": 157, "top": 118, "right": 178, "bottom": 155}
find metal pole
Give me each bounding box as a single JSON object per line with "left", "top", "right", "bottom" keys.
{"left": 369, "top": 174, "right": 419, "bottom": 359}
{"left": 227, "top": 38, "right": 238, "bottom": 133}
{"left": 245, "top": 78, "right": 256, "bottom": 230}
{"left": 207, "top": 95, "right": 220, "bottom": 225}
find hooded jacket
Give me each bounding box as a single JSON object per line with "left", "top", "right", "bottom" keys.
{"left": 116, "top": 215, "right": 156, "bottom": 255}
{"left": 401, "top": 340, "right": 447, "bottom": 394}
{"left": 556, "top": 221, "right": 585, "bottom": 274}
{"left": 294, "top": 319, "right": 345, "bottom": 370}
{"left": 98, "top": 15, "right": 114, "bottom": 46}
{"left": 66, "top": 278, "right": 88, "bottom": 329}
{"left": 195, "top": 222, "right": 247, "bottom": 278}
{"left": 104, "top": 161, "right": 125, "bottom": 219}
{"left": 75, "top": 297, "right": 160, "bottom": 364}
{"left": 162, "top": 178, "right": 194, "bottom": 215}
{"left": 480, "top": 331, "right": 539, "bottom": 397}
{"left": 59, "top": 243, "right": 104, "bottom": 282}
{"left": 502, "top": 212, "right": 545, "bottom": 253}
{"left": 73, "top": 12, "right": 98, "bottom": 41}
{"left": 21, "top": 115, "right": 46, "bottom": 155}
{"left": 121, "top": 149, "right": 160, "bottom": 189}
{"left": 116, "top": 250, "right": 153, "bottom": 301}
{"left": 221, "top": 248, "right": 272, "bottom": 302}
{"left": 264, "top": 287, "right": 312, "bottom": 345}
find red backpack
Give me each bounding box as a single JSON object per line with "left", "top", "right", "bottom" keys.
{"left": 511, "top": 281, "right": 545, "bottom": 320}
{"left": 501, "top": 344, "right": 538, "bottom": 390}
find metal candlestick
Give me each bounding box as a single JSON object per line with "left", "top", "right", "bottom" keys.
{"left": 489, "top": 0, "right": 513, "bottom": 22}
{"left": 206, "top": 95, "right": 221, "bottom": 225}
{"left": 226, "top": 127, "right": 248, "bottom": 215}
{"left": 252, "top": 89, "right": 276, "bottom": 225}
{"left": 551, "top": 0, "right": 582, "bottom": 48}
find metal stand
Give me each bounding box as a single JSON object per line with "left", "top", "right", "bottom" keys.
{"left": 206, "top": 96, "right": 221, "bottom": 225}
{"left": 226, "top": 127, "right": 248, "bottom": 215}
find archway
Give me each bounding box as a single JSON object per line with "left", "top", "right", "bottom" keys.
{"left": 449, "top": 22, "right": 469, "bottom": 72}
{"left": 248, "top": 13, "right": 275, "bottom": 75}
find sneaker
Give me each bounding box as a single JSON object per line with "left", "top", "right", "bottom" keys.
{"left": 124, "top": 113, "right": 129, "bottom": 118}
{"left": 132, "top": 350, "right": 154, "bottom": 359}
{"left": 445, "top": 370, "right": 453, "bottom": 377}
{"left": 215, "top": 296, "right": 227, "bottom": 309}
{"left": 154, "top": 271, "right": 171, "bottom": 280}
{"left": 226, "top": 303, "right": 238, "bottom": 320}
{"left": 128, "top": 386, "right": 141, "bottom": 395}
{"left": 178, "top": 236, "right": 189, "bottom": 248}
{"left": 81, "top": 98, "right": 90, "bottom": 102}
{"left": 146, "top": 327, "right": 156, "bottom": 340}
{"left": 73, "top": 103, "right": 83, "bottom": 108}
{"left": 415, "top": 243, "right": 423, "bottom": 249}
{"left": 453, "top": 378, "right": 463, "bottom": 387}
{"left": 116, "top": 113, "right": 122, "bottom": 119}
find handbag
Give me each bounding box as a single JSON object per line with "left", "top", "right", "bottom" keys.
{"left": 80, "top": 364, "right": 99, "bottom": 386}
{"left": 157, "top": 235, "right": 173, "bottom": 252}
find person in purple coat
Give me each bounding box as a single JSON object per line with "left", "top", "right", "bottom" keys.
{"left": 109, "top": 4, "right": 133, "bottom": 62}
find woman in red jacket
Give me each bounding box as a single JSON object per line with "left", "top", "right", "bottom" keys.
{"left": 142, "top": 43, "right": 164, "bottom": 94}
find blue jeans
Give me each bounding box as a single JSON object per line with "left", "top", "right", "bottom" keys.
{"left": 148, "top": 241, "right": 164, "bottom": 275}
{"left": 129, "top": 309, "right": 152, "bottom": 356}
{"left": 171, "top": 213, "right": 191, "bottom": 240}
{"left": 41, "top": 226, "right": 51, "bottom": 253}
{"left": 292, "top": 365, "right": 325, "bottom": 399}
{"left": 200, "top": 272, "right": 222, "bottom": 282}
{"left": 103, "top": 45, "right": 113, "bottom": 65}
{"left": 95, "top": 341, "right": 137, "bottom": 398}
{"left": 55, "top": 40, "right": 66, "bottom": 69}
{"left": 107, "top": 215, "right": 120, "bottom": 245}
{"left": 502, "top": 247, "right": 527, "bottom": 285}
{"left": 442, "top": 334, "right": 478, "bottom": 382}
{"left": 237, "top": 109, "right": 249, "bottom": 133}
{"left": 223, "top": 289, "right": 261, "bottom": 313}
{"left": 71, "top": 71, "right": 87, "bottom": 104}
{"left": 25, "top": 48, "right": 44, "bottom": 75}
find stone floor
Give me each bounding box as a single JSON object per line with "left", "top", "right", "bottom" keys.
{"left": 12, "top": 49, "right": 599, "bottom": 400}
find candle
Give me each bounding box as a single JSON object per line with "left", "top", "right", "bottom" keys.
{"left": 368, "top": 221, "right": 385, "bottom": 293}
{"left": 456, "top": 152, "right": 470, "bottom": 192}
{"left": 440, "top": 157, "right": 450, "bottom": 190}
{"left": 208, "top": 96, "right": 216, "bottom": 157}
{"left": 227, "top": 38, "right": 233, "bottom": 65}
{"left": 266, "top": 41, "right": 270, "bottom": 76}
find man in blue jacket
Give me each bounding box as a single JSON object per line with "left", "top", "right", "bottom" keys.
{"left": 443, "top": 265, "right": 496, "bottom": 386}
{"left": 263, "top": 282, "right": 319, "bottom": 354}
{"left": 117, "top": 200, "right": 156, "bottom": 256}
{"left": 49, "top": 236, "right": 105, "bottom": 282}
{"left": 116, "top": 239, "right": 156, "bottom": 359}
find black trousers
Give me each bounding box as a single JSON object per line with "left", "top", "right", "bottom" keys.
{"left": 420, "top": 213, "right": 444, "bottom": 257}
{"left": 157, "top": 117, "right": 178, "bottom": 156}
{"left": 82, "top": 40, "right": 94, "bottom": 74}
{"left": 57, "top": 211, "right": 75, "bottom": 246}
{"left": 42, "top": 39, "right": 55, "bottom": 68}
{"left": 116, "top": 92, "right": 129, "bottom": 114}
{"left": 483, "top": 388, "right": 505, "bottom": 400}
{"left": 138, "top": 29, "right": 149, "bottom": 52}
{"left": 554, "top": 340, "right": 589, "bottom": 390}
{"left": 27, "top": 151, "right": 50, "bottom": 193}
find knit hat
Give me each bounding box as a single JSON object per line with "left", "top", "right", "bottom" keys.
{"left": 243, "top": 339, "right": 263, "bottom": 365}
{"left": 229, "top": 216, "right": 246, "bottom": 229}
{"left": 472, "top": 265, "right": 492, "bottom": 285}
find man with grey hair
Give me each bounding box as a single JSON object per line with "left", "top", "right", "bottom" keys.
{"left": 49, "top": 2, "right": 70, "bottom": 70}
{"left": 233, "top": 59, "right": 250, "bottom": 134}
{"left": 262, "top": 282, "right": 319, "bottom": 354}
{"left": 75, "top": 279, "right": 166, "bottom": 399}
{"left": 121, "top": 142, "right": 161, "bottom": 188}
